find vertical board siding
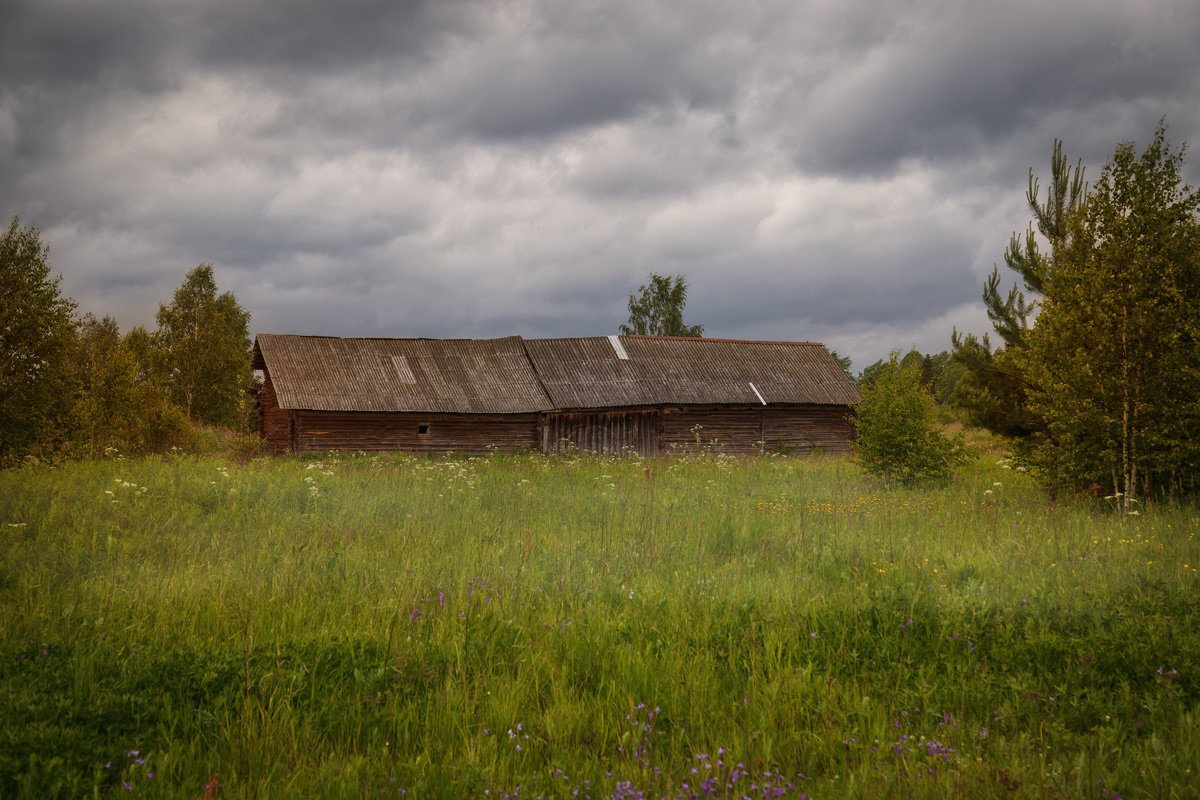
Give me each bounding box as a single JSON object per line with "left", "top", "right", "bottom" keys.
{"left": 542, "top": 410, "right": 661, "bottom": 456}
{"left": 292, "top": 411, "right": 538, "bottom": 455}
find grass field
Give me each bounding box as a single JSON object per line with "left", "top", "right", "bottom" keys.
{"left": 2, "top": 445, "right": 1198, "bottom": 799}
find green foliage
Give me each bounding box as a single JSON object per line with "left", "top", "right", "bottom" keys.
{"left": 0, "top": 217, "right": 78, "bottom": 462}
{"left": 857, "top": 349, "right": 967, "bottom": 422}
{"left": 852, "top": 352, "right": 968, "bottom": 485}
{"left": 1021, "top": 122, "right": 1200, "bottom": 503}
{"left": 618, "top": 272, "right": 703, "bottom": 337}
{"left": 949, "top": 336, "right": 1041, "bottom": 438}
{"left": 952, "top": 140, "right": 1088, "bottom": 440}
{"left": 73, "top": 314, "right": 191, "bottom": 456}
{"left": 1, "top": 226, "right": 251, "bottom": 463}
{"left": 827, "top": 348, "right": 853, "bottom": 379}
{"left": 155, "top": 264, "right": 252, "bottom": 427}
{"left": 2, "top": 452, "right": 1199, "bottom": 797}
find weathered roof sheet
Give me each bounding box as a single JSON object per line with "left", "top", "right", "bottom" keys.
{"left": 524, "top": 335, "right": 861, "bottom": 409}
{"left": 253, "top": 334, "right": 552, "bottom": 413}
{"left": 253, "top": 333, "right": 861, "bottom": 413}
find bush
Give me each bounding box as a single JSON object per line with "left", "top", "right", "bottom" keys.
{"left": 851, "top": 352, "right": 968, "bottom": 486}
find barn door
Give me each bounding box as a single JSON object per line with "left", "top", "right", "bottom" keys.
{"left": 544, "top": 410, "right": 661, "bottom": 456}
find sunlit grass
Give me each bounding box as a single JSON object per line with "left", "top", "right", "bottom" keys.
{"left": 1, "top": 447, "right": 1197, "bottom": 798}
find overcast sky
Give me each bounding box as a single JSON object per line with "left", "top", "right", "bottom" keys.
{"left": 4, "top": 0, "right": 1199, "bottom": 370}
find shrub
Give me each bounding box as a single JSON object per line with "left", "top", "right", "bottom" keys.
{"left": 851, "top": 352, "right": 968, "bottom": 486}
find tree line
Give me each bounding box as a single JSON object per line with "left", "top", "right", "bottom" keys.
{"left": 1, "top": 217, "right": 252, "bottom": 465}
{"left": 952, "top": 122, "right": 1200, "bottom": 504}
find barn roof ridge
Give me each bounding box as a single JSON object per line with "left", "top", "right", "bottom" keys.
{"left": 255, "top": 333, "right": 829, "bottom": 347}
{"left": 621, "top": 334, "right": 824, "bottom": 347}
{"left": 253, "top": 332, "right": 860, "bottom": 413}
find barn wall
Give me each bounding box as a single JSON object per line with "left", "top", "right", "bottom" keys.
{"left": 662, "top": 407, "right": 764, "bottom": 454}
{"left": 661, "top": 405, "right": 855, "bottom": 455}
{"left": 542, "top": 410, "right": 661, "bottom": 456}
{"left": 257, "top": 371, "right": 294, "bottom": 454}
{"left": 262, "top": 399, "right": 854, "bottom": 456}
{"left": 762, "top": 406, "right": 856, "bottom": 454}
{"left": 292, "top": 411, "right": 538, "bottom": 455}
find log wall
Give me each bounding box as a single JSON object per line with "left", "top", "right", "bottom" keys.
{"left": 257, "top": 372, "right": 295, "bottom": 454}
{"left": 662, "top": 405, "right": 855, "bottom": 455}
{"left": 258, "top": 394, "right": 854, "bottom": 457}
{"left": 762, "top": 406, "right": 856, "bottom": 454}
{"left": 291, "top": 411, "right": 539, "bottom": 455}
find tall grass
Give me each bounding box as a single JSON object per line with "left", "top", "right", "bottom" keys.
{"left": 1, "top": 448, "right": 1197, "bottom": 798}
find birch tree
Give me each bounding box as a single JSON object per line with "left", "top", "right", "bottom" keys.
{"left": 1021, "top": 123, "right": 1200, "bottom": 505}
{"left": 155, "top": 264, "right": 252, "bottom": 427}
{"left": 619, "top": 273, "right": 704, "bottom": 337}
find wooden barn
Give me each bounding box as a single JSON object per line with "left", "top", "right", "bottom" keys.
{"left": 252, "top": 333, "right": 860, "bottom": 456}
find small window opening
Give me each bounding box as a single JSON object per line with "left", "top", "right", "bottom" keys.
{"left": 417, "top": 424, "right": 430, "bottom": 435}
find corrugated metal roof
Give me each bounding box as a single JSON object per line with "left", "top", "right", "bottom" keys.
{"left": 524, "top": 335, "right": 861, "bottom": 409}
{"left": 254, "top": 333, "right": 861, "bottom": 413}
{"left": 253, "top": 334, "right": 552, "bottom": 413}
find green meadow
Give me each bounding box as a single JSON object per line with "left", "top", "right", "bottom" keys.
{"left": 2, "top": 447, "right": 1198, "bottom": 799}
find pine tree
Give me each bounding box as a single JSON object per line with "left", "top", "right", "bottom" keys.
{"left": 952, "top": 140, "right": 1088, "bottom": 439}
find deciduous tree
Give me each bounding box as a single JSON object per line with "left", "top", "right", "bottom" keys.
{"left": 1021, "top": 123, "right": 1200, "bottom": 504}
{"left": 74, "top": 314, "right": 189, "bottom": 454}
{"left": 155, "top": 264, "right": 252, "bottom": 427}
{"left": 0, "top": 217, "right": 78, "bottom": 460}
{"left": 851, "top": 352, "right": 967, "bottom": 486}
{"left": 619, "top": 273, "right": 704, "bottom": 337}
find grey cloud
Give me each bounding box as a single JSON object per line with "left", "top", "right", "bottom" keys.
{"left": 791, "top": 2, "right": 1200, "bottom": 175}
{"left": 0, "top": 1, "right": 174, "bottom": 88}
{"left": 5, "top": 0, "right": 1200, "bottom": 372}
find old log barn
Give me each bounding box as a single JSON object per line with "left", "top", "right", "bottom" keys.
{"left": 251, "top": 333, "right": 861, "bottom": 456}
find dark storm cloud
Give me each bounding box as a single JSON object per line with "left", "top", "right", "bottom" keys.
{"left": 3, "top": 0, "right": 1200, "bottom": 370}
{"left": 791, "top": 2, "right": 1200, "bottom": 176}
{"left": 0, "top": 1, "right": 172, "bottom": 87}
{"left": 193, "top": 0, "right": 467, "bottom": 73}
